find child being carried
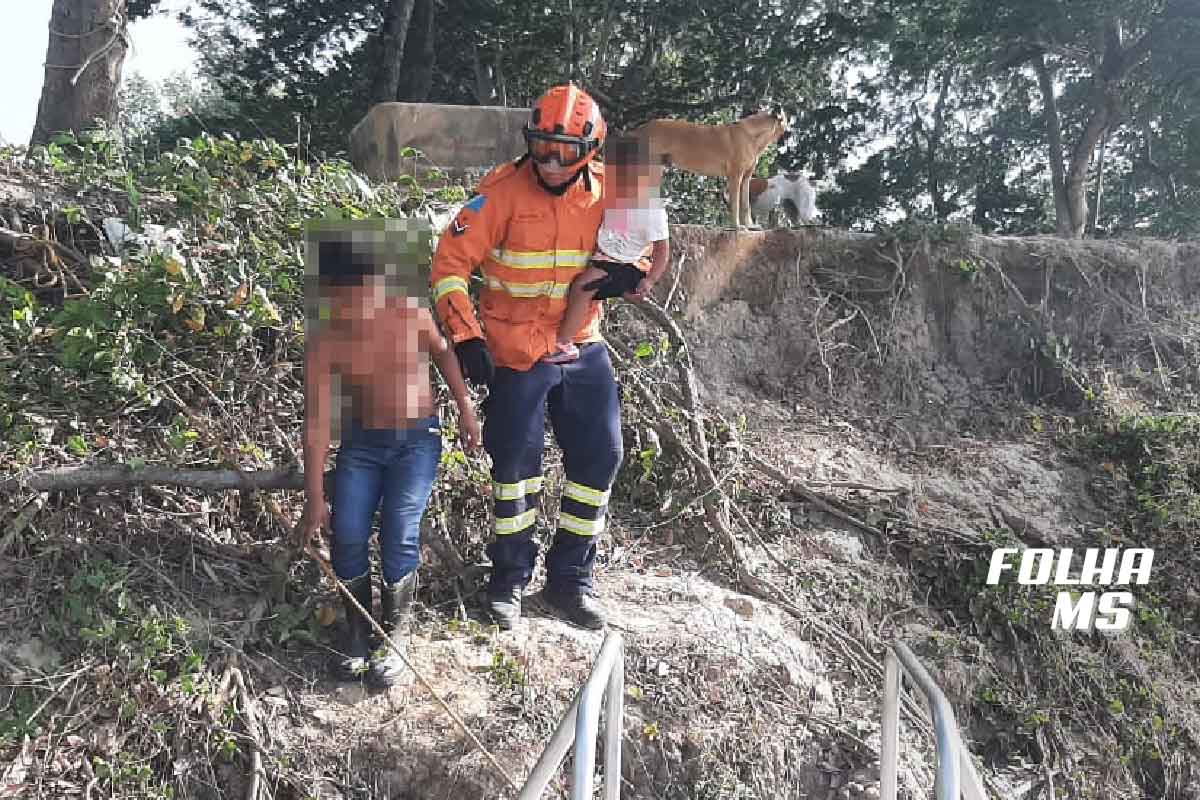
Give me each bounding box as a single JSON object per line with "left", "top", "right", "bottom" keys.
{"left": 543, "top": 136, "right": 671, "bottom": 364}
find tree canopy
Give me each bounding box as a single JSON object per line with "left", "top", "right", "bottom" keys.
{"left": 133, "top": 0, "right": 1199, "bottom": 236}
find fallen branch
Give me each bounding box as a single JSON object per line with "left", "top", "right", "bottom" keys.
{"left": 0, "top": 226, "right": 89, "bottom": 266}
{"left": 815, "top": 479, "right": 907, "bottom": 494}
{"left": 744, "top": 451, "right": 881, "bottom": 538}
{"left": 814, "top": 292, "right": 835, "bottom": 395}
{"left": 23, "top": 663, "right": 91, "bottom": 729}
{"left": 0, "top": 464, "right": 308, "bottom": 494}
{"left": 230, "top": 663, "right": 268, "bottom": 800}
{"left": 877, "top": 238, "right": 913, "bottom": 356}
{"left": 663, "top": 251, "right": 687, "bottom": 310}
{"left": 605, "top": 341, "right": 711, "bottom": 470}
{"left": 628, "top": 299, "right": 709, "bottom": 459}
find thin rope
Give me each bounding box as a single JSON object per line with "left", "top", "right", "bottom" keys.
{"left": 49, "top": 22, "right": 112, "bottom": 39}
{"left": 40, "top": 14, "right": 127, "bottom": 87}
{"left": 304, "top": 541, "right": 522, "bottom": 794}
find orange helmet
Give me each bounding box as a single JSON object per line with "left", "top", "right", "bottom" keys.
{"left": 523, "top": 83, "right": 606, "bottom": 168}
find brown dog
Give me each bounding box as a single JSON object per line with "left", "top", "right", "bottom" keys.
{"left": 629, "top": 111, "right": 787, "bottom": 229}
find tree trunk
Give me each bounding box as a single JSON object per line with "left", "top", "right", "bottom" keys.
{"left": 0, "top": 465, "right": 307, "bottom": 494}
{"left": 1060, "top": 19, "right": 1151, "bottom": 239}
{"left": 589, "top": 0, "right": 618, "bottom": 89}
{"left": 1090, "top": 128, "right": 1109, "bottom": 233}
{"left": 1035, "top": 56, "right": 1077, "bottom": 238}
{"left": 568, "top": 0, "right": 579, "bottom": 83}
{"left": 614, "top": 18, "right": 661, "bottom": 108}
{"left": 1062, "top": 92, "right": 1124, "bottom": 238}
{"left": 929, "top": 68, "right": 953, "bottom": 220}
{"left": 368, "top": 0, "right": 416, "bottom": 106}
{"left": 1142, "top": 115, "right": 1180, "bottom": 210}
{"left": 1035, "top": 18, "right": 1159, "bottom": 239}
{"left": 471, "top": 41, "right": 496, "bottom": 104}
{"left": 495, "top": 54, "right": 508, "bottom": 107}
{"left": 30, "top": 0, "right": 130, "bottom": 148}
{"left": 395, "top": 0, "right": 436, "bottom": 102}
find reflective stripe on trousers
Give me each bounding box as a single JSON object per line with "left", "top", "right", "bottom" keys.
{"left": 481, "top": 342, "right": 623, "bottom": 595}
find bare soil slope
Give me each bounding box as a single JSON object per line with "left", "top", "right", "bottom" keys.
{"left": 4, "top": 152, "right": 1200, "bottom": 800}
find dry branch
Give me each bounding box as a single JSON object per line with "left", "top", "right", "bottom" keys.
{"left": 2, "top": 491, "right": 49, "bottom": 554}
{"left": 230, "top": 664, "right": 268, "bottom": 800}
{"left": 0, "top": 465, "right": 308, "bottom": 494}
{"left": 745, "top": 452, "right": 882, "bottom": 537}
{"left": 0, "top": 226, "right": 90, "bottom": 269}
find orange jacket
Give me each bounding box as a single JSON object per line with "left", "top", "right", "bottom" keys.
{"left": 431, "top": 158, "right": 606, "bottom": 371}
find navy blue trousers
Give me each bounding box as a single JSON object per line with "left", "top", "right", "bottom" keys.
{"left": 482, "top": 342, "right": 623, "bottom": 596}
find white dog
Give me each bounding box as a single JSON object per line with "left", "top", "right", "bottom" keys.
{"left": 747, "top": 172, "right": 820, "bottom": 227}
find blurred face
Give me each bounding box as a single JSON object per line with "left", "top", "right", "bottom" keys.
{"left": 612, "top": 162, "right": 661, "bottom": 203}
{"left": 325, "top": 275, "right": 386, "bottom": 323}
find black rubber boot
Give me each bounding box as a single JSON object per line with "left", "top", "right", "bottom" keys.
{"left": 534, "top": 587, "right": 606, "bottom": 630}
{"left": 331, "top": 574, "right": 373, "bottom": 681}
{"left": 368, "top": 571, "right": 417, "bottom": 689}
{"left": 485, "top": 585, "right": 524, "bottom": 631}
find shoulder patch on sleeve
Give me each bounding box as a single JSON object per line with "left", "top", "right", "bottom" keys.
{"left": 464, "top": 194, "right": 487, "bottom": 213}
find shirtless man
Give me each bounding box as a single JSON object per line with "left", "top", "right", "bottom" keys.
{"left": 300, "top": 230, "right": 480, "bottom": 686}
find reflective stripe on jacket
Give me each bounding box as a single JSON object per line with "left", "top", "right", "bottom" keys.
{"left": 430, "top": 158, "right": 606, "bottom": 371}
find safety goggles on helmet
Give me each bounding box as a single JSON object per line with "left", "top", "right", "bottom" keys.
{"left": 523, "top": 128, "right": 600, "bottom": 167}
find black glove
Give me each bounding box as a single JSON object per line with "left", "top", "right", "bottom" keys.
{"left": 455, "top": 338, "right": 495, "bottom": 386}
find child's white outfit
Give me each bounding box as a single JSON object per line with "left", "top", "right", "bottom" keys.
{"left": 593, "top": 199, "right": 670, "bottom": 265}
{"left": 541, "top": 199, "right": 670, "bottom": 365}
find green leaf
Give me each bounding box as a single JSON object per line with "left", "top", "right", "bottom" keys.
{"left": 67, "top": 434, "right": 90, "bottom": 456}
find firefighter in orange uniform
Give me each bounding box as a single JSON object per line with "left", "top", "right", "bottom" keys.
{"left": 430, "top": 84, "right": 632, "bottom": 630}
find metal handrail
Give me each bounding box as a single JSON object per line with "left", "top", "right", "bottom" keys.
{"left": 519, "top": 631, "right": 625, "bottom": 800}
{"left": 881, "top": 643, "right": 989, "bottom": 800}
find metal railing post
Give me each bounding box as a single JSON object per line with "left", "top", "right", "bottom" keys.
{"left": 518, "top": 691, "right": 582, "bottom": 800}
{"left": 602, "top": 651, "right": 624, "bottom": 800}
{"left": 894, "top": 643, "right": 959, "bottom": 800}
{"left": 957, "top": 729, "right": 990, "bottom": 800}
{"left": 572, "top": 633, "right": 624, "bottom": 798}
{"left": 879, "top": 643, "right": 989, "bottom": 800}
{"left": 518, "top": 632, "right": 625, "bottom": 799}
{"left": 880, "top": 649, "right": 901, "bottom": 800}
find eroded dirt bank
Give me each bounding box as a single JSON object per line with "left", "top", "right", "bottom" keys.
{"left": 644, "top": 224, "right": 1200, "bottom": 799}
{"left": 5, "top": 204, "right": 1200, "bottom": 799}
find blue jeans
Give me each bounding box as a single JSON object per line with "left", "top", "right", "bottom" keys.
{"left": 329, "top": 415, "right": 442, "bottom": 583}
